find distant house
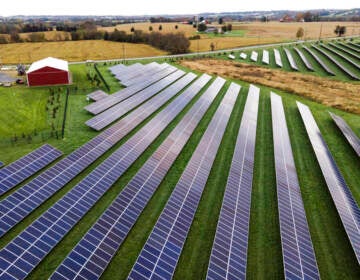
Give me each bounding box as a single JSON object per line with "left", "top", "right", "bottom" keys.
{"left": 280, "top": 15, "right": 294, "bottom": 22}
{"left": 26, "top": 57, "right": 71, "bottom": 87}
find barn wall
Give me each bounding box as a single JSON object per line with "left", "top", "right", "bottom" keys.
{"left": 27, "top": 67, "right": 69, "bottom": 86}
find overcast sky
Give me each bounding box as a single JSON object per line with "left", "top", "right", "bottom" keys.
{"left": 2, "top": 0, "right": 359, "bottom": 16}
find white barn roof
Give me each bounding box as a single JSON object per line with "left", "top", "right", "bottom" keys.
{"left": 27, "top": 57, "right": 68, "bottom": 73}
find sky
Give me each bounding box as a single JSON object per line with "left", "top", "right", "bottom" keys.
{"left": 1, "top": 0, "right": 360, "bottom": 16}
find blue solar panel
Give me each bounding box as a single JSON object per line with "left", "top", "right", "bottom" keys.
{"left": 311, "top": 45, "right": 360, "bottom": 80}
{"left": 284, "top": 48, "right": 298, "bottom": 71}
{"left": 0, "top": 71, "right": 197, "bottom": 239}
{"left": 87, "top": 90, "right": 109, "bottom": 102}
{"left": 330, "top": 112, "right": 360, "bottom": 157}
{"left": 50, "top": 74, "right": 217, "bottom": 280}
{"left": 86, "top": 70, "right": 189, "bottom": 131}
{"left": 293, "top": 47, "right": 314, "bottom": 71}
{"left": 0, "top": 162, "right": 3, "bottom": 169}
{"left": 128, "top": 82, "right": 239, "bottom": 280}
{"left": 0, "top": 72, "right": 204, "bottom": 280}
{"left": 302, "top": 46, "right": 335, "bottom": 76}
{"left": 271, "top": 93, "right": 319, "bottom": 280}
{"left": 0, "top": 144, "right": 62, "bottom": 196}
{"left": 297, "top": 101, "right": 360, "bottom": 265}
{"left": 85, "top": 65, "right": 177, "bottom": 115}
{"left": 206, "top": 84, "right": 259, "bottom": 280}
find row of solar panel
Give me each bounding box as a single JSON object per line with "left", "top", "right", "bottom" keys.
{"left": 87, "top": 90, "right": 109, "bottom": 102}
{"left": 0, "top": 70, "right": 211, "bottom": 280}
{"left": 0, "top": 144, "right": 62, "bottom": 196}
{"left": 50, "top": 74, "right": 223, "bottom": 280}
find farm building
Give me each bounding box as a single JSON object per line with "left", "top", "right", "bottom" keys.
{"left": 26, "top": 57, "right": 70, "bottom": 86}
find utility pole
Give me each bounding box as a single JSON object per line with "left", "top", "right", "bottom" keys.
{"left": 318, "top": 23, "right": 323, "bottom": 41}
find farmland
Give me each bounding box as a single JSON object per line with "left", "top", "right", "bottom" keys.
{"left": 0, "top": 56, "right": 359, "bottom": 280}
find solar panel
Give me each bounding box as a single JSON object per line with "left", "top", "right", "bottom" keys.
{"left": 128, "top": 82, "right": 239, "bottom": 280}
{"left": 0, "top": 162, "right": 3, "bottom": 169}
{"left": 86, "top": 70, "right": 190, "bottom": 131}
{"left": 262, "top": 50, "right": 270, "bottom": 64}
{"left": 50, "top": 75, "right": 219, "bottom": 280}
{"left": 271, "top": 93, "right": 319, "bottom": 280}
{"left": 87, "top": 90, "right": 109, "bottom": 102}
{"left": 302, "top": 46, "right": 335, "bottom": 76}
{"left": 293, "top": 47, "right": 314, "bottom": 71}
{"left": 297, "top": 101, "right": 360, "bottom": 265}
{"left": 84, "top": 65, "right": 177, "bottom": 115}
{"left": 114, "top": 63, "right": 143, "bottom": 82}
{"left": 284, "top": 48, "right": 298, "bottom": 71}
{"left": 329, "top": 43, "right": 360, "bottom": 61}
{"left": 240, "top": 53, "right": 247, "bottom": 60}
{"left": 348, "top": 42, "right": 360, "bottom": 51}
{"left": 0, "top": 70, "right": 200, "bottom": 238}
{"left": 250, "top": 51, "right": 258, "bottom": 62}
{"left": 0, "top": 144, "right": 62, "bottom": 196}
{"left": 311, "top": 45, "right": 360, "bottom": 80}
{"left": 121, "top": 62, "right": 161, "bottom": 87}
{"left": 330, "top": 112, "right": 360, "bottom": 157}
{"left": 206, "top": 84, "right": 259, "bottom": 280}
{"left": 320, "top": 44, "right": 360, "bottom": 72}
{"left": 274, "top": 49, "right": 283, "bottom": 67}
{"left": 124, "top": 63, "right": 169, "bottom": 87}
{"left": 0, "top": 73, "right": 207, "bottom": 280}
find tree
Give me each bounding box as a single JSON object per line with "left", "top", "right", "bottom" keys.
{"left": 197, "top": 23, "right": 207, "bottom": 32}
{"left": 227, "top": 24, "right": 232, "bottom": 32}
{"left": 218, "top": 17, "right": 223, "bottom": 24}
{"left": 10, "top": 32, "right": 21, "bottom": 43}
{"left": 296, "top": 27, "right": 304, "bottom": 40}
{"left": 130, "top": 27, "right": 135, "bottom": 32}
{"left": 295, "top": 13, "right": 304, "bottom": 22}
{"left": 149, "top": 26, "right": 153, "bottom": 32}
{"left": 303, "top": 12, "right": 313, "bottom": 22}
{"left": 159, "top": 25, "right": 162, "bottom": 31}
{"left": 221, "top": 25, "right": 227, "bottom": 33}
{"left": 261, "top": 16, "right": 268, "bottom": 22}
{"left": 175, "top": 25, "right": 178, "bottom": 30}
{"left": 210, "top": 42, "right": 215, "bottom": 51}
{"left": 334, "top": 25, "right": 346, "bottom": 37}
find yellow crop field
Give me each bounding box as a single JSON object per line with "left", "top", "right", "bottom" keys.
{"left": 0, "top": 40, "right": 166, "bottom": 64}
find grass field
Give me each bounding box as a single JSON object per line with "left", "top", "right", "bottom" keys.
{"left": 0, "top": 61, "right": 359, "bottom": 279}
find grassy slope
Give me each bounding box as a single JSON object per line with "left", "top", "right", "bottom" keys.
{"left": 0, "top": 62, "right": 359, "bottom": 279}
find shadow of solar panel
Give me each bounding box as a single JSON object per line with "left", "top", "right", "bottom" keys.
{"left": 293, "top": 47, "right": 314, "bottom": 71}
{"left": 284, "top": 48, "right": 298, "bottom": 71}
{"left": 85, "top": 65, "right": 177, "bottom": 115}
{"left": 0, "top": 144, "right": 62, "bottom": 196}
{"left": 330, "top": 112, "right": 360, "bottom": 157}
{"left": 206, "top": 84, "right": 259, "bottom": 280}
{"left": 297, "top": 101, "right": 360, "bottom": 265}
{"left": 50, "top": 74, "right": 217, "bottom": 280}
{"left": 271, "top": 93, "right": 319, "bottom": 280}
{"left": 129, "top": 82, "right": 238, "bottom": 280}
{"left": 320, "top": 44, "right": 360, "bottom": 72}
{"left": 86, "top": 70, "right": 188, "bottom": 131}
{"left": 302, "top": 46, "right": 335, "bottom": 76}
{"left": 0, "top": 72, "right": 204, "bottom": 280}
{"left": 274, "top": 49, "right": 283, "bottom": 68}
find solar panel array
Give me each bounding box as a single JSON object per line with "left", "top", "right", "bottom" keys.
{"left": 293, "top": 47, "right": 314, "bottom": 71}
{"left": 0, "top": 72, "right": 205, "bottom": 280}
{"left": 274, "top": 49, "right": 283, "bottom": 67}
{"left": 124, "top": 63, "right": 170, "bottom": 87}
{"left": 85, "top": 65, "right": 177, "bottom": 115}
{"left": 284, "top": 48, "right": 298, "bottom": 71}
{"left": 0, "top": 144, "right": 62, "bottom": 196}
{"left": 330, "top": 43, "right": 360, "bottom": 61}
{"left": 271, "top": 93, "right": 319, "bottom": 280}
{"left": 111, "top": 63, "right": 142, "bottom": 82}
{"left": 262, "top": 50, "right": 270, "bottom": 64}
{"left": 297, "top": 101, "right": 360, "bottom": 265}
{"left": 206, "top": 84, "right": 259, "bottom": 280}
{"left": 320, "top": 44, "right": 360, "bottom": 72}
{"left": 330, "top": 112, "right": 360, "bottom": 157}
{"left": 302, "top": 46, "right": 335, "bottom": 76}
{"left": 119, "top": 62, "right": 159, "bottom": 86}
{"left": 346, "top": 42, "right": 360, "bottom": 52}
{"left": 50, "top": 75, "right": 222, "bottom": 280}
{"left": 129, "top": 82, "right": 239, "bottom": 280}
{"left": 87, "top": 90, "right": 109, "bottom": 102}
{"left": 240, "top": 53, "right": 247, "bottom": 59}
{"left": 311, "top": 45, "right": 360, "bottom": 80}
{"left": 250, "top": 51, "right": 258, "bottom": 62}
{"left": 0, "top": 71, "right": 195, "bottom": 238}
{"left": 86, "top": 70, "right": 190, "bottom": 131}
{"left": 0, "top": 162, "right": 3, "bottom": 169}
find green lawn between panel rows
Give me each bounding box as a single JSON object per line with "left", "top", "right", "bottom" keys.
{"left": 0, "top": 61, "right": 359, "bottom": 280}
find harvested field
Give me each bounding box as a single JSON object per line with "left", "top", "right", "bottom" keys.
{"left": 180, "top": 59, "right": 360, "bottom": 114}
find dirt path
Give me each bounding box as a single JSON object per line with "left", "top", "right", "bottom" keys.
{"left": 180, "top": 59, "right": 360, "bottom": 114}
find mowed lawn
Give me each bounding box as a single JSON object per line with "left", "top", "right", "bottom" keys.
{"left": 0, "top": 40, "right": 166, "bottom": 63}
{"left": 0, "top": 61, "right": 359, "bottom": 280}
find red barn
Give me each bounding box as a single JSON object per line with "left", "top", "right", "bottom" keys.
{"left": 27, "top": 57, "right": 70, "bottom": 87}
